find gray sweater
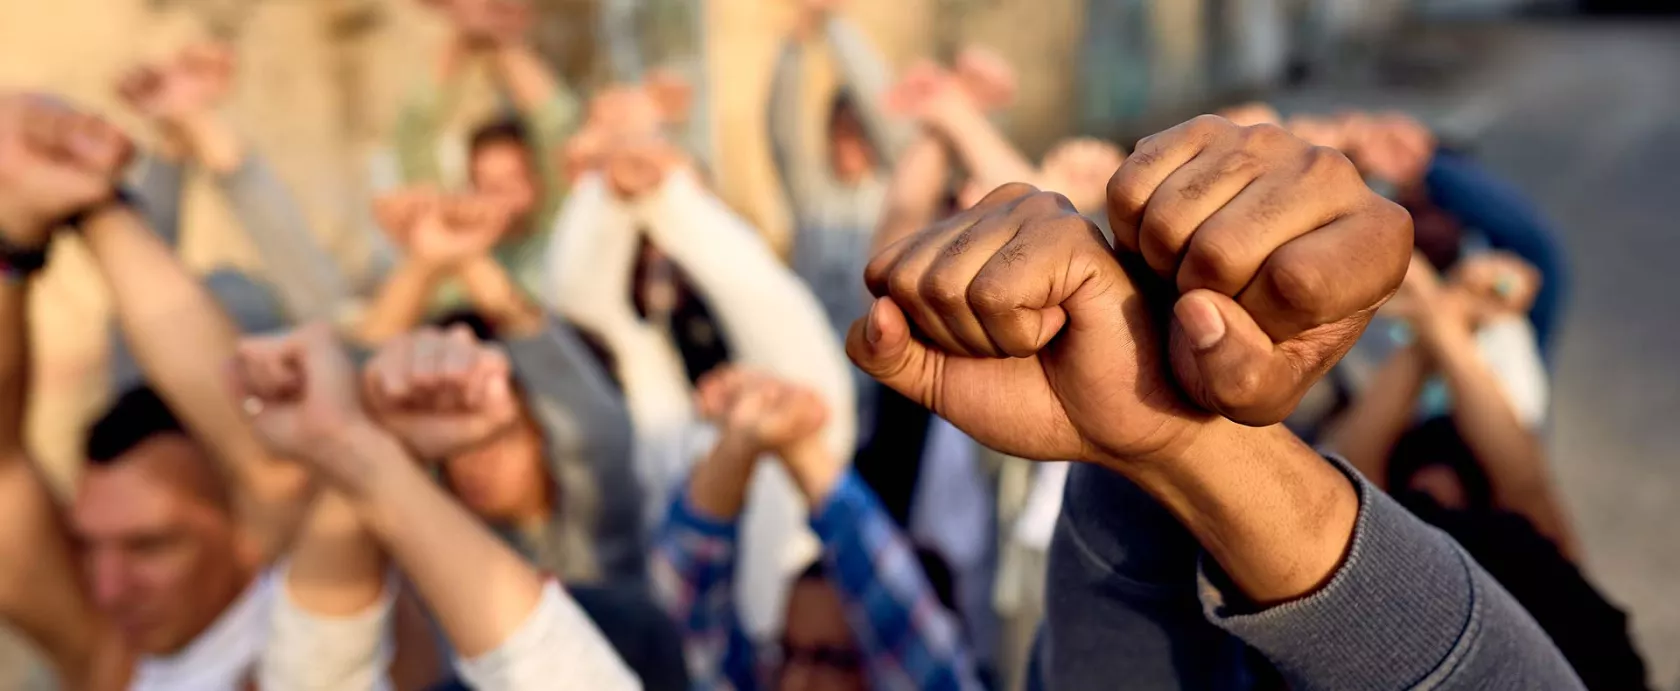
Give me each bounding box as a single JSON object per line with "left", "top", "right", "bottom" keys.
{"left": 1036, "top": 455, "right": 1583, "bottom": 690}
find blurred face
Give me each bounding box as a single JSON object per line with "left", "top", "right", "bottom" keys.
{"left": 443, "top": 416, "right": 551, "bottom": 525}
{"left": 71, "top": 435, "right": 247, "bottom": 655}
{"left": 827, "top": 109, "right": 876, "bottom": 187}
{"left": 470, "top": 140, "right": 540, "bottom": 231}
{"left": 777, "top": 578, "right": 865, "bottom": 691}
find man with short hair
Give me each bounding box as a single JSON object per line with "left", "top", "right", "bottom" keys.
{"left": 0, "top": 94, "right": 311, "bottom": 690}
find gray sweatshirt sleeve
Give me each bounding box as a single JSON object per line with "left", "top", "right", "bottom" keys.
{"left": 824, "top": 16, "right": 912, "bottom": 170}
{"left": 215, "top": 153, "right": 350, "bottom": 323}
{"left": 768, "top": 37, "right": 826, "bottom": 219}
{"left": 1042, "top": 456, "right": 1583, "bottom": 690}
{"left": 131, "top": 154, "right": 186, "bottom": 249}
{"left": 503, "top": 318, "right": 646, "bottom": 582}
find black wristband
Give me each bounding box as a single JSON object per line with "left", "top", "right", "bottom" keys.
{"left": 61, "top": 185, "right": 139, "bottom": 230}
{"left": 0, "top": 236, "right": 49, "bottom": 281}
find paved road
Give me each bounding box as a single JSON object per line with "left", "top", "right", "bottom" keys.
{"left": 1281, "top": 18, "right": 1680, "bottom": 687}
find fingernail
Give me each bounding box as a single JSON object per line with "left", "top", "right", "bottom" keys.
{"left": 1177, "top": 293, "right": 1226, "bottom": 351}
{"left": 865, "top": 300, "right": 883, "bottom": 345}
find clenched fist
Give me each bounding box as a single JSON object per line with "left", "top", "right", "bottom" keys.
{"left": 0, "top": 95, "right": 133, "bottom": 245}
{"left": 846, "top": 115, "right": 1411, "bottom": 468}
{"left": 232, "top": 323, "right": 368, "bottom": 480}
{"left": 362, "top": 325, "right": 520, "bottom": 461}
{"left": 695, "top": 366, "right": 830, "bottom": 455}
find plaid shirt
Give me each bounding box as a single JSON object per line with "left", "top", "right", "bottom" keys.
{"left": 652, "top": 470, "right": 982, "bottom": 691}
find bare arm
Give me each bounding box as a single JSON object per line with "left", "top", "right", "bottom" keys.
{"left": 1420, "top": 310, "right": 1580, "bottom": 560}
{"left": 458, "top": 255, "right": 545, "bottom": 336}
{"left": 489, "top": 41, "right": 566, "bottom": 118}
{"left": 81, "top": 206, "right": 313, "bottom": 564}
{"left": 1323, "top": 344, "right": 1431, "bottom": 486}
{"left": 924, "top": 92, "right": 1036, "bottom": 192}
{"left": 0, "top": 276, "right": 106, "bottom": 688}
{"left": 358, "top": 261, "right": 446, "bottom": 344}
{"left": 870, "top": 130, "right": 950, "bottom": 256}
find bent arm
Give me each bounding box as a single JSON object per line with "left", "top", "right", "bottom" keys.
{"left": 825, "top": 14, "right": 912, "bottom": 168}
{"left": 635, "top": 172, "right": 857, "bottom": 460}
{"left": 871, "top": 130, "right": 951, "bottom": 256}
{"left": 82, "top": 207, "right": 313, "bottom": 564}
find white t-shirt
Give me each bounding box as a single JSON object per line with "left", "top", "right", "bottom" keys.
{"left": 129, "top": 570, "right": 277, "bottom": 691}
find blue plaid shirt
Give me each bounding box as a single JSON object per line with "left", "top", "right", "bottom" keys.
{"left": 652, "top": 470, "right": 982, "bottom": 691}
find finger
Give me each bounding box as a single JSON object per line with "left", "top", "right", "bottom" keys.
{"left": 1175, "top": 147, "right": 1362, "bottom": 297}
{"left": 1169, "top": 290, "right": 1365, "bottom": 425}
{"left": 465, "top": 345, "right": 512, "bottom": 410}
{"left": 846, "top": 297, "right": 941, "bottom": 410}
{"left": 1107, "top": 115, "right": 1224, "bottom": 253}
{"left": 1133, "top": 142, "right": 1268, "bottom": 277}
{"left": 917, "top": 206, "right": 1032, "bottom": 358}
{"left": 968, "top": 211, "right": 1109, "bottom": 357}
{"left": 1236, "top": 201, "right": 1412, "bottom": 342}
{"left": 410, "top": 329, "right": 445, "bottom": 390}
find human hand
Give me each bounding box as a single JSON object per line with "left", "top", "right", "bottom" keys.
{"left": 587, "top": 85, "right": 664, "bottom": 139}
{"left": 361, "top": 325, "right": 520, "bottom": 462}
{"left": 695, "top": 366, "right": 829, "bottom": 455}
{"left": 884, "top": 60, "right": 975, "bottom": 126}
{"left": 0, "top": 94, "right": 133, "bottom": 246}
{"left": 373, "top": 186, "right": 439, "bottom": 246}
{"left": 793, "top": 0, "right": 843, "bottom": 38}
{"left": 602, "top": 135, "right": 687, "bottom": 199}
{"left": 115, "top": 43, "right": 236, "bottom": 122}
{"left": 407, "top": 193, "right": 510, "bottom": 268}
{"left": 442, "top": 0, "right": 525, "bottom": 45}
{"left": 1342, "top": 112, "right": 1436, "bottom": 189}
{"left": 231, "top": 323, "right": 372, "bottom": 485}
{"left": 1108, "top": 115, "right": 1412, "bottom": 424}
{"left": 1449, "top": 251, "right": 1540, "bottom": 317}
{"left": 953, "top": 46, "right": 1018, "bottom": 112}
{"left": 1037, "top": 137, "right": 1124, "bottom": 213}
{"left": 643, "top": 69, "right": 694, "bottom": 124}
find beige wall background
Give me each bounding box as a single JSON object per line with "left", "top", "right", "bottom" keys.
{"left": 0, "top": 0, "right": 1085, "bottom": 685}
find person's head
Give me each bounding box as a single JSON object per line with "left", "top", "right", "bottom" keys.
{"left": 468, "top": 118, "right": 541, "bottom": 231}
{"left": 1387, "top": 416, "right": 1494, "bottom": 512}
{"left": 431, "top": 312, "right": 553, "bottom": 525}
{"left": 826, "top": 93, "right": 876, "bottom": 186}
{"left": 776, "top": 548, "right": 957, "bottom": 691}
{"left": 71, "top": 387, "right": 248, "bottom": 655}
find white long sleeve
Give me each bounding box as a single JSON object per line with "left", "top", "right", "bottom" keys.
{"left": 259, "top": 569, "right": 394, "bottom": 691}
{"left": 543, "top": 175, "right": 710, "bottom": 535}
{"left": 453, "top": 580, "right": 641, "bottom": 691}
{"left": 632, "top": 171, "right": 857, "bottom": 461}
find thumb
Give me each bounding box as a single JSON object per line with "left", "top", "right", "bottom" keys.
{"left": 1168, "top": 289, "right": 1325, "bottom": 426}
{"left": 845, "top": 297, "right": 939, "bottom": 409}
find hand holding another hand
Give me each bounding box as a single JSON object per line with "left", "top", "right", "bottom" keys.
{"left": 362, "top": 326, "right": 520, "bottom": 462}
{"left": 231, "top": 323, "right": 373, "bottom": 488}
{"left": 0, "top": 94, "right": 133, "bottom": 245}
{"left": 115, "top": 43, "right": 236, "bottom": 123}
{"left": 380, "top": 191, "right": 509, "bottom": 270}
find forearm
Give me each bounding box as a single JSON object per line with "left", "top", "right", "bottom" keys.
{"left": 458, "top": 256, "right": 544, "bottom": 336}
{"left": 337, "top": 423, "right": 546, "bottom": 658}
{"left": 871, "top": 131, "right": 951, "bottom": 256}
{"left": 768, "top": 38, "right": 821, "bottom": 212}
{"left": 544, "top": 176, "right": 640, "bottom": 336}
{"left": 216, "top": 152, "right": 350, "bottom": 322}
{"left": 1426, "top": 323, "right": 1578, "bottom": 557}
{"left": 358, "top": 261, "right": 444, "bottom": 344}
{"left": 82, "top": 207, "right": 310, "bottom": 560}
{"left": 1121, "top": 422, "right": 1358, "bottom": 606}
{"left": 170, "top": 110, "right": 245, "bottom": 175}
{"left": 685, "top": 435, "right": 762, "bottom": 520}
{"left": 489, "top": 43, "right": 563, "bottom": 116}
{"left": 929, "top": 104, "right": 1035, "bottom": 192}
{"left": 1323, "top": 344, "right": 1430, "bottom": 486}
{"left": 284, "top": 491, "right": 388, "bottom": 617}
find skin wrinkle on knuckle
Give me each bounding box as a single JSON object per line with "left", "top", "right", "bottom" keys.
{"left": 1182, "top": 233, "right": 1246, "bottom": 292}
{"left": 1267, "top": 252, "right": 1332, "bottom": 322}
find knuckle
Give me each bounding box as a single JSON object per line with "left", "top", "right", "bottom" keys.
{"left": 1186, "top": 113, "right": 1232, "bottom": 140}
{"left": 1266, "top": 252, "right": 1333, "bottom": 320}
{"left": 1241, "top": 122, "right": 1292, "bottom": 150}
{"left": 1181, "top": 233, "right": 1249, "bottom": 291}
{"left": 919, "top": 270, "right": 969, "bottom": 312}
{"left": 1302, "top": 145, "right": 1358, "bottom": 185}
{"left": 1013, "top": 190, "right": 1072, "bottom": 218}
{"left": 966, "top": 276, "right": 1016, "bottom": 316}
{"left": 887, "top": 268, "right": 922, "bottom": 303}
{"left": 1139, "top": 205, "right": 1196, "bottom": 262}
{"left": 1209, "top": 362, "right": 1270, "bottom": 414}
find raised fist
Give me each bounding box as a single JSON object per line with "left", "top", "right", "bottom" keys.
{"left": 1037, "top": 137, "right": 1125, "bottom": 214}
{"left": 847, "top": 115, "right": 1411, "bottom": 468}
{"left": 115, "top": 43, "right": 236, "bottom": 121}
{"left": 883, "top": 60, "right": 971, "bottom": 123}
{"left": 372, "top": 186, "right": 439, "bottom": 245}
{"left": 602, "top": 135, "right": 687, "bottom": 199}
{"left": 362, "top": 325, "right": 520, "bottom": 461}
{"left": 695, "top": 366, "right": 829, "bottom": 454}
{"left": 1449, "top": 250, "right": 1540, "bottom": 318}
{"left": 385, "top": 191, "right": 509, "bottom": 268}
{"left": 232, "top": 323, "right": 368, "bottom": 481}
{"left": 0, "top": 95, "right": 133, "bottom": 246}
{"left": 953, "top": 46, "right": 1018, "bottom": 112}
{"left": 1342, "top": 112, "right": 1436, "bottom": 189}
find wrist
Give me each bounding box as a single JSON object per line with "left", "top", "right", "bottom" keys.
{"left": 777, "top": 436, "right": 841, "bottom": 506}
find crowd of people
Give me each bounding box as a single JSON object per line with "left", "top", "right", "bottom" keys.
{"left": 0, "top": 0, "right": 1656, "bottom": 689}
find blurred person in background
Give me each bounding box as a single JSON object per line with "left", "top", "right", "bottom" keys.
{"left": 545, "top": 130, "right": 857, "bottom": 643}
{"left": 652, "top": 366, "right": 982, "bottom": 691}
{"left": 0, "top": 94, "right": 316, "bottom": 690}
{"left": 1327, "top": 253, "right": 1650, "bottom": 690}
{"left": 232, "top": 323, "right": 661, "bottom": 691}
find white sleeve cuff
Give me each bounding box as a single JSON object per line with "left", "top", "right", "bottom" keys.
{"left": 454, "top": 580, "right": 642, "bottom": 691}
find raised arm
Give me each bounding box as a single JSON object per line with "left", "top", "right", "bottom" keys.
{"left": 482, "top": 0, "right": 580, "bottom": 220}
{"left": 767, "top": 12, "right": 828, "bottom": 216}
{"left": 358, "top": 191, "right": 507, "bottom": 343}
{"left": 650, "top": 367, "right": 780, "bottom": 691}
{"left": 845, "top": 116, "right": 1579, "bottom": 688}
{"left": 870, "top": 130, "right": 950, "bottom": 255}
{"left": 393, "top": 34, "right": 472, "bottom": 185}
{"left": 891, "top": 62, "right": 1035, "bottom": 193}
{"left": 823, "top": 11, "right": 912, "bottom": 167}
{"left": 632, "top": 161, "right": 856, "bottom": 460}
{"left": 234, "top": 324, "right": 640, "bottom": 690}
